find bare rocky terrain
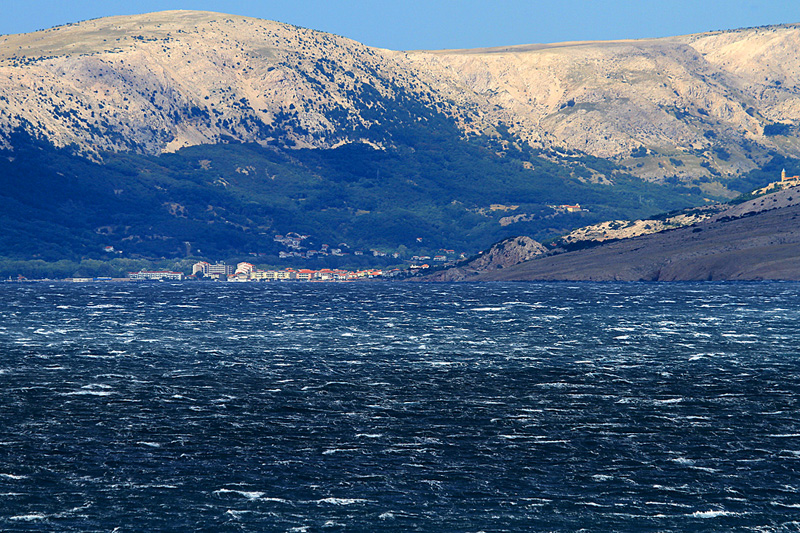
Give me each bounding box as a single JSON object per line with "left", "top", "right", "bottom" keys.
{"left": 556, "top": 207, "right": 719, "bottom": 244}
{"left": 0, "top": 11, "right": 442, "bottom": 154}
{"left": 2, "top": 11, "right": 800, "bottom": 190}
{"left": 465, "top": 185, "right": 800, "bottom": 281}
{"left": 411, "top": 27, "right": 800, "bottom": 184}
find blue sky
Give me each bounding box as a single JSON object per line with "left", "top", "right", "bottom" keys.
{"left": 3, "top": 0, "right": 799, "bottom": 50}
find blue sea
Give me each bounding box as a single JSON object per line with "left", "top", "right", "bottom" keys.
{"left": 2, "top": 281, "right": 800, "bottom": 531}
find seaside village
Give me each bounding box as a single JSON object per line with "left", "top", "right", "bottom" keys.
{"left": 39, "top": 197, "right": 602, "bottom": 283}
{"left": 193, "top": 261, "right": 384, "bottom": 282}
{"left": 125, "top": 261, "right": 386, "bottom": 283}
{"left": 62, "top": 166, "right": 800, "bottom": 285}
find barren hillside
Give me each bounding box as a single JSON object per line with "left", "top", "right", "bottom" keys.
{"left": 1, "top": 11, "right": 800, "bottom": 190}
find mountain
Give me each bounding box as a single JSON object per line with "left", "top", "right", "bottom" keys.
{"left": 411, "top": 26, "right": 800, "bottom": 187}
{"left": 2, "top": 11, "right": 800, "bottom": 269}
{"left": 0, "top": 11, "right": 441, "bottom": 154}
{"left": 459, "top": 185, "right": 800, "bottom": 281}
{"left": 2, "top": 11, "right": 800, "bottom": 190}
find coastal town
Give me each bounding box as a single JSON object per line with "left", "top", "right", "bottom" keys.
{"left": 17, "top": 168, "right": 799, "bottom": 285}
{"left": 113, "top": 232, "right": 457, "bottom": 282}
{"left": 123, "top": 261, "right": 392, "bottom": 283}
{"left": 192, "top": 261, "right": 386, "bottom": 282}
{"left": 103, "top": 230, "right": 472, "bottom": 283}
{"left": 54, "top": 262, "right": 391, "bottom": 283}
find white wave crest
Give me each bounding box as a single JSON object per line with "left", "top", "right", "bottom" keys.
{"left": 691, "top": 509, "right": 738, "bottom": 518}
{"left": 318, "top": 498, "right": 370, "bottom": 505}
{"left": 214, "top": 488, "right": 265, "bottom": 500}
{"left": 10, "top": 514, "right": 47, "bottom": 521}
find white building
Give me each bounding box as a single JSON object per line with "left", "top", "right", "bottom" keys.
{"left": 235, "top": 262, "right": 255, "bottom": 277}
{"left": 192, "top": 262, "right": 234, "bottom": 277}
{"left": 128, "top": 270, "right": 185, "bottom": 281}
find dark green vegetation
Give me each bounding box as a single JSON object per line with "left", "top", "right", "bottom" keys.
{"left": 0, "top": 116, "right": 727, "bottom": 278}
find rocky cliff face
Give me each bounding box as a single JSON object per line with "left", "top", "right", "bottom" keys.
{"left": 1, "top": 11, "right": 800, "bottom": 188}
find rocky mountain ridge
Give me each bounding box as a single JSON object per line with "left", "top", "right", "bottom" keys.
{"left": 412, "top": 27, "right": 800, "bottom": 179}
{"left": 0, "top": 11, "right": 444, "bottom": 155}
{"left": 2, "top": 11, "right": 800, "bottom": 191}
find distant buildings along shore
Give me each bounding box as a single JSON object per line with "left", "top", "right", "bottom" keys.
{"left": 120, "top": 262, "right": 385, "bottom": 282}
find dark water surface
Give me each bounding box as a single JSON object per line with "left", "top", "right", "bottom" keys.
{"left": 2, "top": 281, "right": 800, "bottom": 531}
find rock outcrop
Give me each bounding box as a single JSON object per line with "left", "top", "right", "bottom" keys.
{"left": 423, "top": 236, "right": 546, "bottom": 281}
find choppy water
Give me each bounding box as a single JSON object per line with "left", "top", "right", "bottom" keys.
{"left": 1, "top": 281, "right": 800, "bottom": 531}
